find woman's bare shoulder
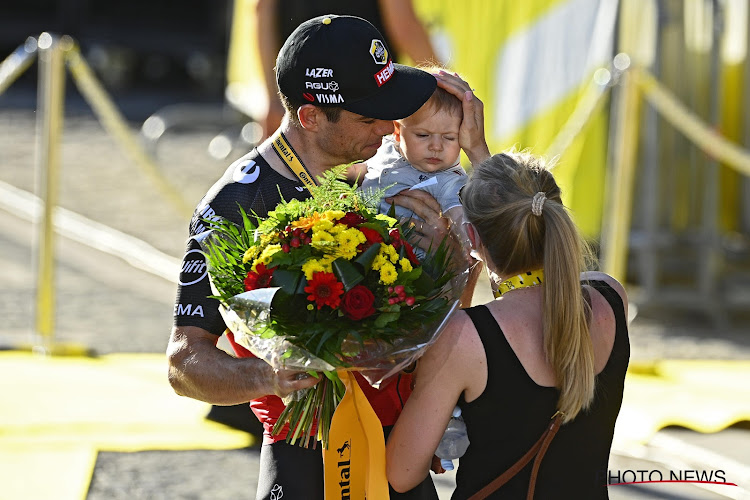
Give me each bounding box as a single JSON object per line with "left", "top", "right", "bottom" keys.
{"left": 581, "top": 271, "right": 628, "bottom": 312}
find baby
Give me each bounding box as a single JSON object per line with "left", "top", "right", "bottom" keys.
{"left": 357, "top": 84, "right": 466, "bottom": 234}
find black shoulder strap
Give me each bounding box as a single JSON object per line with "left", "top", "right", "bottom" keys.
{"left": 463, "top": 305, "right": 506, "bottom": 357}
{"left": 587, "top": 280, "right": 627, "bottom": 330}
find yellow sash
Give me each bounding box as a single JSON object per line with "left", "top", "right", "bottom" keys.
{"left": 323, "top": 371, "right": 390, "bottom": 500}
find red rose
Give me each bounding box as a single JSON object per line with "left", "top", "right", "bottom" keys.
{"left": 341, "top": 285, "right": 376, "bottom": 320}
{"left": 359, "top": 227, "right": 383, "bottom": 244}
{"left": 339, "top": 212, "right": 367, "bottom": 227}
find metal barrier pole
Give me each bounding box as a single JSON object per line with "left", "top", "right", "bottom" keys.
{"left": 0, "top": 36, "right": 38, "bottom": 96}
{"left": 31, "top": 33, "right": 91, "bottom": 356}
{"left": 601, "top": 56, "right": 640, "bottom": 282}
{"left": 698, "top": 0, "right": 724, "bottom": 325}
{"left": 33, "top": 33, "right": 65, "bottom": 353}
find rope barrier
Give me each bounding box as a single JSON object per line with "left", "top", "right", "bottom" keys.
{"left": 64, "top": 41, "right": 194, "bottom": 215}
{"left": 545, "top": 69, "right": 613, "bottom": 161}
{"left": 634, "top": 67, "right": 750, "bottom": 177}
{"left": 1, "top": 33, "right": 196, "bottom": 354}
{"left": 0, "top": 37, "right": 38, "bottom": 96}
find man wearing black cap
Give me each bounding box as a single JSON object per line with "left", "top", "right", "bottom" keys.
{"left": 168, "top": 14, "right": 489, "bottom": 500}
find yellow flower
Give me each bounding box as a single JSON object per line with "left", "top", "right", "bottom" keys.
{"left": 312, "top": 220, "right": 334, "bottom": 232}
{"left": 320, "top": 256, "right": 335, "bottom": 272}
{"left": 372, "top": 253, "right": 388, "bottom": 270}
{"left": 379, "top": 262, "right": 398, "bottom": 285}
{"left": 380, "top": 244, "right": 399, "bottom": 263}
{"left": 302, "top": 259, "right": 327, "bottom": 281}
{"left": 311, "top": 230, "right": 336, "bottom": 250}
{"left": 334, "top": 228, "right": 366, "bottom": 260}
{"left": 399, "top": 258, "right": 413, "bottom": 272}
{"left": 260, "top": 232, "right": 278, "bottom": 246}
{"left": 242, "top": 246, "right": 260, "bottom": 264}
{"left": 254, "top": 244, "right": 282, "bottom": 269}
{"left": 323, "top": 210, "right": 346, "bottom": 221}
{"left": 329, "top": 223, "right": 347, "bottom": 235}
{"left": 375, "top": 214, "right": 397, "bottom": 227}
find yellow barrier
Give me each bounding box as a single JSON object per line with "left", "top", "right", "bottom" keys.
{"left": 64, "top": 42, "right": 193, "bottom": 216}
{"left": 634, "top": 67, "right": 750, "bottom": 177}
{"left": 545, "top": 69, "right": 613, "bottom": 161}
{"left": 33, "top": 34, "right": 68, "bottom": 354}
{"left": 2, "top": 33, "right": 194, "bottom": 354}
{"left": 0, "top": 36, "right": 38, "bottom": 95}
{"left": 601, "top": 63, "right": 750, "bottom": 282}
{"left": 601, "top": 66, "right": 641, "bottom": 283}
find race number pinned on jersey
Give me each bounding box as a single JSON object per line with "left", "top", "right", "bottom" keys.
{"left": 323, "top": 371, "right": 389, "bottom": 500}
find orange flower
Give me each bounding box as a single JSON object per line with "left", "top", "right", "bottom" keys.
{"left": 304, "top": 272, "right": 344, "bottom": 310}
{"left": 291, "top": 212, "right": 324, "bottom": 231}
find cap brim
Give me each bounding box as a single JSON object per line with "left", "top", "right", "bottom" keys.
{"left": 341, "top": 65, "right": 437, "bottom": 120}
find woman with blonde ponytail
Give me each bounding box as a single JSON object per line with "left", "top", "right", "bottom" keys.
{"left": 387, "top": 151, "right": 630, "bottom": 499}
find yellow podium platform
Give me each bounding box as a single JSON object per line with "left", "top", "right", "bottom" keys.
{"left": 0, "top": 352, "right": 253, "bottom": 500}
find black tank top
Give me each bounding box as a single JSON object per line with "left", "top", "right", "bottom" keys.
{"left": 453, "top": 280, "right": 630, "bottom": 499}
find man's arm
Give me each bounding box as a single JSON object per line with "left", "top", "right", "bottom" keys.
{"left": 167, "top": 325, "right": 319, "bottom": 404}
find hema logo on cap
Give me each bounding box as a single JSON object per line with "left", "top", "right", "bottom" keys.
{"left": 369, "top": 39, "right": 388, "bottom": 64}
{"left": 374, "top": 60, "right": 395, "bottom": 87}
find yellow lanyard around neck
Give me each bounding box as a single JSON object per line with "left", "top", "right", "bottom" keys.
{"left": 495, "top": 269, "right": 544, "bottom": 297}
{"left": 271, "top": 131, "right": 318, "bottom": 193}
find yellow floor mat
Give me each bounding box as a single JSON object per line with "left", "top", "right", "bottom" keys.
{"left": 614, "top": 360, "right": 750, "bottom": 447}
{"left": 0, "top": 351, "right": 253, "bottom": 500}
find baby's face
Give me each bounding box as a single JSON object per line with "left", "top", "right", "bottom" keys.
{"left": 395, "top": 107, "right": 462, "bottom": 173}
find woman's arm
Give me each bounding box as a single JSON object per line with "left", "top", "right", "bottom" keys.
{"left": 386, "top": 312, "right": 477, "bottom": 492}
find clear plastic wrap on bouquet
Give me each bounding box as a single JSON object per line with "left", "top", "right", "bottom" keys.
{"left": 213, "top": 266, "right": 468, "bottom": 388}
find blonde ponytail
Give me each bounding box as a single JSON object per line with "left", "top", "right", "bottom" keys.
{"left": 541, "top": 205, "right": 595, "bottom": 421}
{"left": 461, "top": 150, "right": 595, "bottom": 422}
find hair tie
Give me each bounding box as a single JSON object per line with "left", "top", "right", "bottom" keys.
{"left": 531, "top": 192, "right": 546, "bottom": 216}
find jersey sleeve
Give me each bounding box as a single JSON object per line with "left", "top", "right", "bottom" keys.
{"left": 173, "top": 235, "right": 226, "bottom": 334}
{"left": 172, "top": 151, "right": 309, "bottom": 336}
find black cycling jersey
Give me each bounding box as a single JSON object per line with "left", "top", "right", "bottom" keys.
{"left": 172, "top": 148, "right": 438, "bottom": 500}
{"left": 173, "top": 149, "right": 310, "bottom": 335}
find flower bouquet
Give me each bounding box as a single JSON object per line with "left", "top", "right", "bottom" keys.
{"left": 199, "top": 167, "right": 468, "bottom": 448}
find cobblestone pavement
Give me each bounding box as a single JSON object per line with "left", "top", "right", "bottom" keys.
{"left": 2, "top": 96, "right": 749, "bottom": 499}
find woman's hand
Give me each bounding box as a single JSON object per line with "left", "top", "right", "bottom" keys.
{"left": 433, "top": 70, "right": 491, "bottom": 165}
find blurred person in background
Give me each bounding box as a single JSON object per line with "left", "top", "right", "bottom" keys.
{"left": 386, "top": 151, "right": 630, "bottom": 498}
{"left": 168, "top": 14, "right": 487, "bottom": 500}
{"left": 253, "top": 0, "right": 441, "bottom": 139}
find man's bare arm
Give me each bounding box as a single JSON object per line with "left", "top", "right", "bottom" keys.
{"left": 167, "top": 325, "right": 318, "bottom": 404}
